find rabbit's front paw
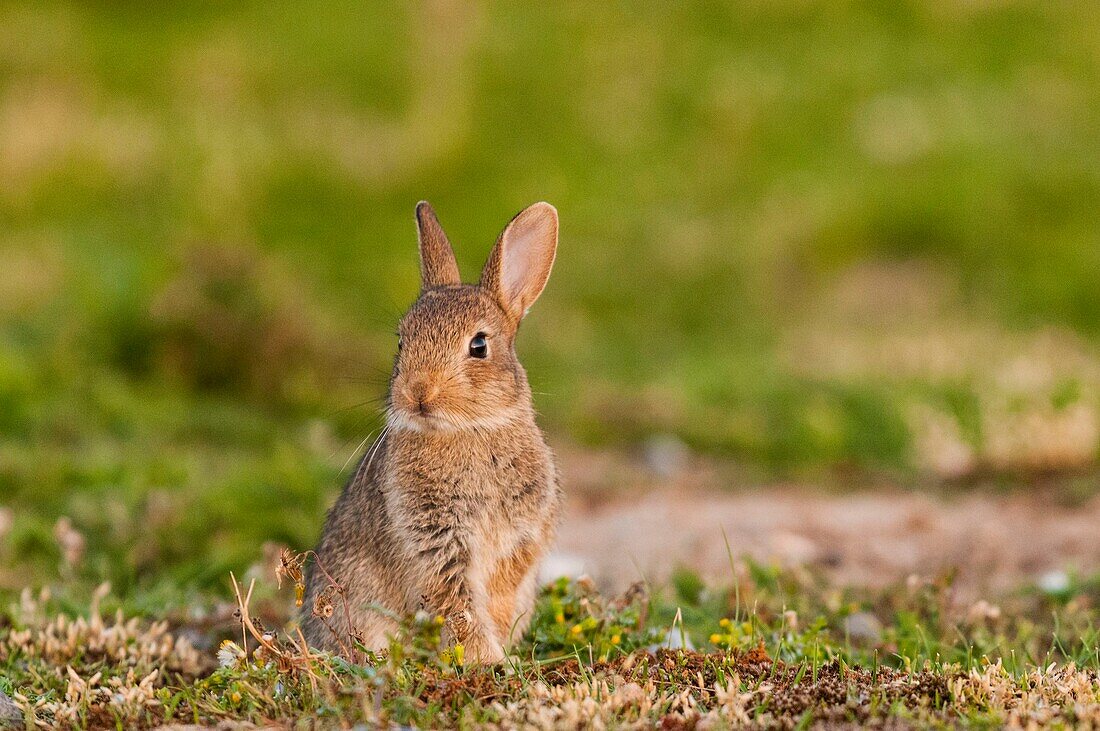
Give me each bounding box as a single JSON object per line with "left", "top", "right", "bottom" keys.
{"left": 461, "top": 631, "right": 506, "bottom": 664}
{"left": 442, "top": 611, "right": 504, "bottom": 664}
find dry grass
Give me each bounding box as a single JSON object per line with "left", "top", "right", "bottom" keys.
{"left": 2, "top": 584, "right": 205, "bottom": 728}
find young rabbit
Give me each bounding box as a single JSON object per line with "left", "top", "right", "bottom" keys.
{"left": 302, "top": 201, "right": 563, "bottom": 663}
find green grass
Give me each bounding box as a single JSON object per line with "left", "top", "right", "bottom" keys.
{"left": 3, "top": 570, "right": 1098, "bottom": 728}
{"left": 2, "top": 0, "right": 1100, "bottom": 595}
{"left": 2, "top": 0, "right": 1100, "bottom": 473}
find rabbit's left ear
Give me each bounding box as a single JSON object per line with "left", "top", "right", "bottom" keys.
{"left": 416, "top": 201, "right": 461, "bottom": 289}
{"left": 480, "top": 202, "right": 558, "bottom": 322}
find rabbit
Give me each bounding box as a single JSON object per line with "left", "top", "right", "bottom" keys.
{"left": 301, "top": 201, "right": 563, "bottom": 663}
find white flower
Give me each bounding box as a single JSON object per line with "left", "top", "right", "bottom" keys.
{"left": 217, "top": 639, "right": 246, "bottom": 669}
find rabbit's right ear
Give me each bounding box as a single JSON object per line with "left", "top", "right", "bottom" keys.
{"left": 416, "top": 201, "right": 461, "bottom": 289}
{"left": 480, "top": 202, "right": 558, "bottom": 323}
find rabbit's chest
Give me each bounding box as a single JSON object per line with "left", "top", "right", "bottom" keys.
{"left": 400, "top": 452, "right": 547, "bottom": 516}
{"left": 387, "top": 437, "right": 552, "bottom": 548}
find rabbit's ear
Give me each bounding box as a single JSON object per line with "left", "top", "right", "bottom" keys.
{"left": 416, "top": 201, "right": 461, "bottom": 288}
{"left": 480, "top": 202, "right": 558, "bottom": 322}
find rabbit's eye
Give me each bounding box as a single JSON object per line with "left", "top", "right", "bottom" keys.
{"left": 469, "top": 333, "right": 488, "bottom": 359}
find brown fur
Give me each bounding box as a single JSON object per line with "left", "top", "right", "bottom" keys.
{"left": 302, "top": 202, "right": 562, "bottom": 663}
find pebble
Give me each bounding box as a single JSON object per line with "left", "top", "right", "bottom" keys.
{"left": 642, "top": 434, "right": 690, "bottom": 479}
{"left": 843, "top": 612, "right": 883, "bottom": 642}
{"left": 1038, "top": 570, "right": 1070, "bottom": 595}
{"left": 0, "top": 688, "right": 21, "bottom": 727}
{"left": 539, "top": 553, "right": 586, "bottom": 583}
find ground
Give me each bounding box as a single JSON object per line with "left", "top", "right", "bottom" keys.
{"left": 556, "top": 449, "right": 1100, "bottom": 596}
{"left": 3, "top": 459, "right": 1100, "bottom": 729}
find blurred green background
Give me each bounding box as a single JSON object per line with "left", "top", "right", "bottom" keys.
{"left": 2, "top": 0, "right": 1100, "bottom": 597}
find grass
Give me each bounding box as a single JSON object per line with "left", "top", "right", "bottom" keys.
{"left": 1, "top": 0, "right": 1099, "bottom": 607}
{"left": 3, "top": 567, "right": 1099, "bottom": 728}
{"left": 2, "top": 0, "right": 1100, "bottom": 473}
{"left": 3, "top": 1, "right": 1100, "bottom": 727}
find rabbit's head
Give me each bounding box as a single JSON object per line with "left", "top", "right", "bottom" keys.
{"left": 387, "top": 201, "right": 558, "bottom": 432}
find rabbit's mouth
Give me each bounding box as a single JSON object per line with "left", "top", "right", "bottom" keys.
{"left": 387, "top": 404, "right": 524, "bottom": 434}
{"left": 387, "top": 405, "right": 458, "bottom": 433}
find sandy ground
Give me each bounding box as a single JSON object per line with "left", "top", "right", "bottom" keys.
{"left": 547, "top": 449, "right": 1100, "bottom": 598}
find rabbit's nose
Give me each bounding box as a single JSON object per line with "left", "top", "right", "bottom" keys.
{"left": 402, "top": 377, "right": 441, "bottom": 413}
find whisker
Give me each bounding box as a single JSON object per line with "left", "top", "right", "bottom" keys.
{"left": 331, "top": 375, "right": 391, "bottom": 385}
{"left": 326, "top": 398, "right": 387, "bottom": 418}
{"left": 338, "top": 426, "right": 380, "bottom": 475}
{"left": 355, "top": 425, "right": 390, "bottom": 483}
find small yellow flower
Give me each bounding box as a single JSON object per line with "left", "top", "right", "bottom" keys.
{"left": 230, "top": 691, "right": 242, "bottom": 703}
{"left": 555, "top": 612, "right": 565, "bottom": 624}
{"left": 719, "top": 618, "right": 731, "bottom": 628}
{"left": 452, "top": 643, "right": 465, "bottom": 666}
{"left": 710, "top": 633, "right": 722, "bottom": 644}
{"left": 611, "top": 634, "right": 621, "bottom": 645}
{"left": 435, "top": 615, "right": 445, "bottom": 625}
{"left": 570, "top": 624, "right": 583, "bottom": 635}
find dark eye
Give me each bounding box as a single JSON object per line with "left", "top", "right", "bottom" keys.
{"left": 469, "top": 332, "right": 488, "bottom": 359}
